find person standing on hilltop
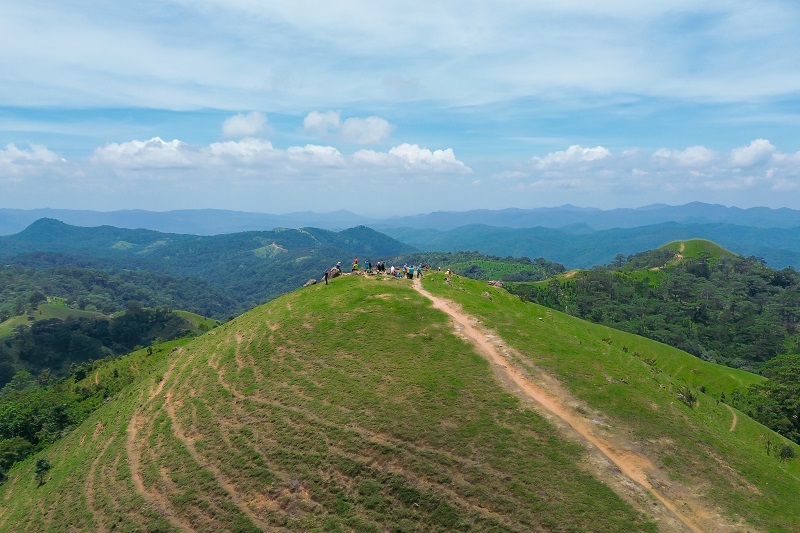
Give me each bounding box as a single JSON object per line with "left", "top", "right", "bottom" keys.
{"left": 352, "top": 257, "right": 359, "bottom": 272}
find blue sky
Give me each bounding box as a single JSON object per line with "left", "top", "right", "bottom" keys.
{"left": 3, "top": 1, "right": 800, "bottom": 216}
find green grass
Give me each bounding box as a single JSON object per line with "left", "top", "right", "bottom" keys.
{"left": 660, "top": 238, "right": 736, "bottom": 260}
{"left": 0, "top": 303, "right": 104, "bottom": 338}
{"left": 5, "top": 272, "right": 796, "bottom": 530}
{"left": 420, "top": 272, "right": 800, "bottom": 532}
{"left": 174, "top": 310, "right": 219, "bottom": 331}
{"left": 0, "top": 274, "right": 657, "bottom": 532}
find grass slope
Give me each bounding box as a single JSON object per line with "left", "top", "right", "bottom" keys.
{"left": 420, "top": 272, "right": 799, "bottom": 532}
{"left": 2, "top": 274, "right": 797, "bottom": 531}
{"left": 0, "top": 275, "right": 655, "bottom": 532}
{"left": 659, "top": 239, "right": 736, "bottom": 261}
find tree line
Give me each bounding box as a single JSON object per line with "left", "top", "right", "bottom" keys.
{"left": 508, "top": 250, "right": 800, "bottom": 445}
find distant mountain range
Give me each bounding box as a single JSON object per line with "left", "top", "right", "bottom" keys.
{"left": 2, "top": 203, "right": 799, "bottom": 270}
{"left": 3, "top": 202, "right": 800, "bottom": 236}
{"left": 0, "top": 219, "right": 415, "bottom": 316}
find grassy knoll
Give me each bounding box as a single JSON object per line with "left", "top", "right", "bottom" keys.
{"left": 0, "top": 302, "right": 103, "bottom": 339}
{"left": 420, "top": 272, "right": 800, "bottom": 532}
{"left": 660, "top": 239, "right": 735, "bottom": 260}
{"left": 0, "top": 274, "right": 656, "bottom": 532}
{"left": 174, "top": 309, "right": 219, "bottom": 331}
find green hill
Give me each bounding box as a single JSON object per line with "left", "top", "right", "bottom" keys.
{"left": 0, "top": 273, "right": 797, "bottom": 531}
{"left": 659, "top": 239, "right": 736, "bottom": 261}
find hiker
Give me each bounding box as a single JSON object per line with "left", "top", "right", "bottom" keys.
{"left": 322, "top": 269, "right": 329, "bottom": 285}
{"left": 352, "top": 257, "right": 359, "bottom": 272}
{"left": 365, "top": 259, "right": 372, "bottom": 273}
{"left": 417, "top": 264, "right": 423, "bottom": 278}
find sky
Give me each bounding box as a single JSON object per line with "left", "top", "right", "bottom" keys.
{"left": 2, "top": 1, "right": 800, "bottom": 216}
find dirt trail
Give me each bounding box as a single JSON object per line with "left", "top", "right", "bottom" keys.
{"left": 724, "top": 404, "right": 739, "bottom": 432}
{"left": 412, "top": 279, "right": 720, "bottom": 533}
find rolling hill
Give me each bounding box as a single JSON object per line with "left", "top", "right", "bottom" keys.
{"left": 1, "top": 272, "right": 797, "bottom": 531}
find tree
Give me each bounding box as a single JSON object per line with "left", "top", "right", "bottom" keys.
{"left": 35, "top": 457, "right": 51, "bottom": 486}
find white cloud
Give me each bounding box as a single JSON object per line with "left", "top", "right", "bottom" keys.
{"left": 533, "top": 145, "right": 611, "bottom": 168}
{"left": 304, "top": 111, "right": 393, "bottom": 144}
{"left": 354, "top": 143, "right": 471, "bottom": 173}
{"left": 0, "top": 143, "right": 64, "bottom": 167}
{"left": 208, "top": 138, "right": 276, "bottom": 163}
{"left": 652, "top": 145, "right": 718, "bottom": 168}
{"left": 222, "top": 112, "right": 267, "bottom": 138}
{"left": 303, "top": 111, "right": 341, "bottom": 135}
{"left": 0, "top": 143, "right": 65, "bottom": 183}
{"left": 286, "top": 144, "right": 345, "bottom": 166}
{"left": 730, "top": 138, "right": 776, "bottom": 167}
{"left": 340, "top": 116, "right": 393, "bottom": 144}
{"left": 92, "top": 137, "right": 191, "bottom": 168}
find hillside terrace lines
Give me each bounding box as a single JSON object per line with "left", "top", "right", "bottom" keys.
{"left": 196, "top": 320, "right": 543, "bottom": 528}
{"left": 162, "top": 385, "right": 271, "bottom": 530}
{"left": 84, "top": 434, "right": 116, "bottom": 533}
{"left": 125, "top": 359, "right": 194, "bottom": 533}
{"left": 412, "top": 278, "right": 711, "bottom": 533}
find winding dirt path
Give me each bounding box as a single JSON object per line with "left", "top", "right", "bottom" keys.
{"left": 724, "top": 404, "right": 739, "bottom": 432}
{"left": 412, "top": 279, "right": 713, "bottom": 533}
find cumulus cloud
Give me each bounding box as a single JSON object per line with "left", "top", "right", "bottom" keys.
{"left": 304, "top": 111, "right": 393, "bottom": 144}
{"left": 0, "top": 143, "right": 65, "bottom": 183}
{"left": 303, "top": 111, "right": 341, "bottom": 135}
{"left": 92, "top": 137, "right": 191, "bottom": 168}
{"left": 286, "top": 144, "right": 345, "bottom": 166}
{"left": 208, "top": 138, "right": 276, "bottom": 163}
{"left": 532, "top": 145, "right": 611, "bottom": 168}
{"left": 354, "top": 143, "right": 471, "bottom": 173}
{"left": 0, "top": 143, "right": 64, "bottom": 168}
{"left": 340, "top": 116, "right": 393, "bottom": 144}
{"left": 222, "top": 112, "right": 267, "bottom": 138}
{"left": 652, "top": 145, "right": 718, "bottom": 168}
{"left": 730, "top": 138, "right": 776, "bottom": 167}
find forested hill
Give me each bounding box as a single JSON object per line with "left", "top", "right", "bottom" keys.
{"left": 508, "top": 241, "right": 800, "bottom": 372}
{"left": 383, "top": 221, "right": 800, "bottom": 269}
{"left": 0, "top": 219, "right": 416, "bottom": 315}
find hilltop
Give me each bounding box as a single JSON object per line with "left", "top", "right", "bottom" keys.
{"left": 1, "top": 273, "right": 797, "bottom": 531}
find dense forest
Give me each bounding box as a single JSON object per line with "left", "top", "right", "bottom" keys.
{"left": 0, "top": 339, "right": 185, "bottom": 484}
{"left": 507, "top": 249, "right": 800, "bottom": 445}
{"left": 509, "top": 251, "right": 800, "bottom": 371}
{"left": 0, "top": 258, "right": 238, "bottom": 320}
{"left": 392, "top": 251, "right": 566, "bottom": 282}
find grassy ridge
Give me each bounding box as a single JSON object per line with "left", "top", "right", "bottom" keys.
{"left": 0, "top": 275, "right": 655, "bottom": 532}
{"left": 420, "top": 272, "right": 800, "bottom": 531}
{"left": 3, "top": 273, "right": 797, "bottom": 530}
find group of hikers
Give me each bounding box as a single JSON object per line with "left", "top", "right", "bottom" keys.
{"left": 320, "top": 257, "right": 433, "bottom": 284}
